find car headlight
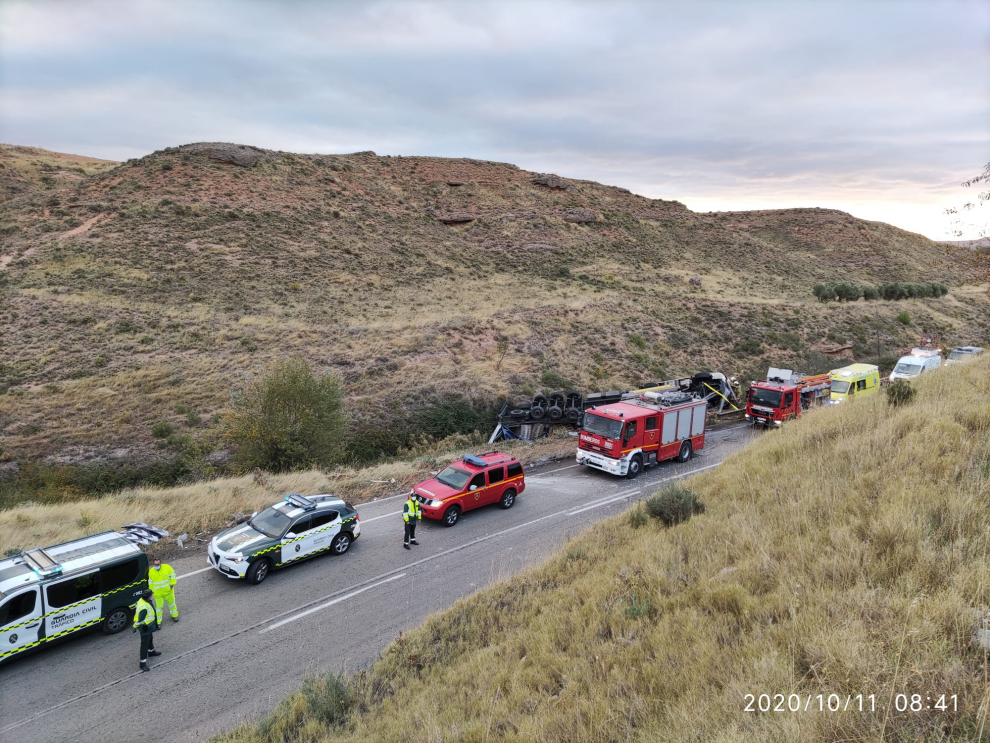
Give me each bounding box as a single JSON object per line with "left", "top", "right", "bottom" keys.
{"left": 430, "top": 500, "right": 443, "bottom": 507}
{"left": 231, "top": 554, "right": 244, "bottom": 563}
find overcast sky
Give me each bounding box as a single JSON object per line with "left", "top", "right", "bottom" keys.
{"left": 2, "top": 0, "right": 988, "bottom": 239}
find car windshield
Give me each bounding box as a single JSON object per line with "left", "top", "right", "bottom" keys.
{"left": 830, "top": 381, "right": 850, "bottom": 394}
{"left": 749, "top": 387, "right": 783, "bottom": 407}
{"left": 582, "top": 412, "right": 624, "bottom": 439}
{"left": 249, "top": 506, "right": 292, "bottom": 538}
{"left": 436, "top": 466, "right": 472, "bottom": 490}
{"left": 893, "top": 362, "right": 922, "bottom": 377}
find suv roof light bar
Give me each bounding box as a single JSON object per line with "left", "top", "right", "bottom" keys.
{"left": 285, "top": 493, "right": 316, "bottom": 510}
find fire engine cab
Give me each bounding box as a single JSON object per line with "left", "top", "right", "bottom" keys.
{"left": 576, "top": 391, "right": 707, "bottom": 478}
{"left": 745, "top": 367, "right": 831, "bottom": 427}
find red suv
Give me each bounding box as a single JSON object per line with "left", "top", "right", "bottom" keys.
{"left": 412, "top": 452, "right": 525, "bottom": 527}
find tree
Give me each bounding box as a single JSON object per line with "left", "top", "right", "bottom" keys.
{"left": 812, "top": 283, "right": 836, "bottom": 303}
{"left": 227, "top": 357, "right": 346, "bottom": 472}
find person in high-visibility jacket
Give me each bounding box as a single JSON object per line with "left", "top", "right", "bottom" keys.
{"left": 403, "top": 494, "right": 421, "bottom": 550}
{"left": 132, "top": 589, "right": 161, "bottom": 672}
{"left": 148, "top": 557, "right": 179, "bottom": 624}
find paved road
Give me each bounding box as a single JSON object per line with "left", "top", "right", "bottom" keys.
{"left": 0, "top": 425, "right": 758, "bottom": 743}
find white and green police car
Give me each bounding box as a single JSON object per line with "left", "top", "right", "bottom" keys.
{"left": 208, "top": 493, "right": 360, "bottom": 584}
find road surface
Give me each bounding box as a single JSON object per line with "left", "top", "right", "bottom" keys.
{"left": 0, "top": 425, "right": 758, "bottom": 742}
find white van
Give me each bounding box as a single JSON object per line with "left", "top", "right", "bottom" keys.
{"left": 946, "top": 346, "right": 984, "bottom": 365}
{"left": 889, "top": 348, "right": 942, "bottom": 381}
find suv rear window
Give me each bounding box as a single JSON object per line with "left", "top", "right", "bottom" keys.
{"left": 507, "top": 462, "right": 523, "bottom": 479}
{"left": 488, "top": 467, "right": 504, "bottom": 484}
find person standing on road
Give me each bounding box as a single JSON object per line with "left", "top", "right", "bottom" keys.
{"left": 148, "top": 557, "right": 179, "bottom": 624}
{"left": 133, "top": 589, "right": 161, "bottom": 672}
{"left": 403, "top": 493, "right": 421, "bottom": 549}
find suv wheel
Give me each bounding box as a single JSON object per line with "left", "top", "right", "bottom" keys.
{"left": 442, "top": 505, "right": 461, "bottom": 527}
{"left": 626, "top": 454, "right": 643, "bottom": 479}
{"left": 330, "top": 533, "right": 351, "bottom": 555}
{"left": 247, "top": 558, "right": 271, "bottom": 585}
{"left": 499, "top": 489, "right": 516, "bottom": 509}
{"left": 102, "top": 607, "right": 130, "bottom": 635}
{"left": 677, "top": 441, "right": 692, "bottom": 462}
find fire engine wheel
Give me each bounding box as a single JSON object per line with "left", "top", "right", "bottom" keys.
{"left": 102, "top": 607, "right": 131, "bottom": 635}
{"left": 677, "top": 441, "right": 692, "bottom": 462}
{"left": 499, "top": 489, "right": 516, "bottom": 509}
{"left": 626, "top": 454, "right": 643, "bottom": 479}
{"left": 330, "top": 533, "right": 351, "bottom": 555}
{"left": 442, "top": 505, "right": 461, "bottom": 527}
{"left": 548, "top": 405, "right": 563, "bottom": 421}
{"left": 247, "top": 558, "right": 272, "bottom": 585}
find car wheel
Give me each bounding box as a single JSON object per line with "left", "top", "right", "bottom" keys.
{"left": 442, "top": 505, "right": 461, "bottom": 527}
{"left": 626, "top": 454, "right": 643, "bottom": 479}
{"left": 499, "top": 489, "right": 516, "bottom": 509}
{"left": 246, "top": 558, "right": 271, "bottom": 585}
{"left": 330, "top": 533, "right": 351, "bottom": 555}
{"left": 677, "top": 441, "right": 692, "bottom": 462}
{"left": 102, "top": 607, "right": 130, "bottom": 635}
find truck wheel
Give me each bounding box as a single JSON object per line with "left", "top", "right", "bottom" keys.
{"left": 548, "top": 405, "right": 563, "bottom": 421}
{"left": 247, "top": 558, "right": 272, "bottom": 585}
{"left": 499, "top": 489, "right": 516, "bottom": 509}
{"left": 548, "top": 392, "right": 565, "bottom": 407}
{"left": 509, "top": 409, "right": 527, "bottom": 418}
{"left": 530, "top": 406, "right": 546, "bottom": 420}
{"left": 565, "top": 408, "right": 580, "bottom": 422}
{"left": 442, "top": 505, "right": 461, "bottom": 527}
{"left": 532, "top": 393, "right": 549, "bottom": 409}
{"left": 626, "top": 454, "right": 643, "bottom": 479}
{"left": 330, "top": 533, "right": 351, "bottom": 555}
{"left": 677, "top": 441, "right": 692, "bottom": 462}
{"left": 102, "top": 607, "right": 130, "bottom": 635}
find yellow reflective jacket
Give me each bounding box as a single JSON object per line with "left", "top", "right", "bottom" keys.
{"left": 148, "top": 564, "right": 177, "bottom": 593}
{"left": 403, "top": 498, "right": 421, "bottom": 522}
{"left": 133, "top": 598, "right": 156, "bottom": 631}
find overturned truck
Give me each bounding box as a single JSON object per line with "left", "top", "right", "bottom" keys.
{"left": 490, "top": 372, "right": 740, "bottom": 442}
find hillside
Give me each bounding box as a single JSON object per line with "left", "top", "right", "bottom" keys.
{"left": 0, "top": 142, "right": 986, "bottom": 473}
{"left": 219, "top": 358, "right": 990, "bottom": 743}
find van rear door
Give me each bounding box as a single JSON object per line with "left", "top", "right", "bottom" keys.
{"left": 0, "top": 586, "right": 43, "bottom": 662}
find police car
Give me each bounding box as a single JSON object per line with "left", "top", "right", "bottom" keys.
{"left": 208, "top": 493, "right": 359, "bottom": 584}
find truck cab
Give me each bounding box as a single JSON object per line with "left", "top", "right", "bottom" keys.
{"left": 745, "top": 367, "right": 831, "bottom": 427}
{"left": 828, "top": 363, "right": 880, "bottom": 404}
{"left": 576, "top": 392, "right": 707, "bottom": 478}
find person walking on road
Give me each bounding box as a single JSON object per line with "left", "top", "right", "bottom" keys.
{"left": 133, "top": 589, "right": 161, "bottom": 672}
{"left": 403, "top": 494, "right": 421, "bottom": 549}
{"left": 148, "top": 557, "right": 179, "bottom": 624}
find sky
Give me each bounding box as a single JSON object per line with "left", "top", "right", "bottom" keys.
{"left": 1, "top": 0, "right": 988, "bottom": 239}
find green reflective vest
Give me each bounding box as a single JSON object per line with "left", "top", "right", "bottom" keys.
{"left": 148, "top": 564, "right": 177, "bottom": 593}
{"left": 403, "top": 498, "right": 421, "bottom": 522}
{"left": 133, "top": 598, "right": 156, "bottom": 628}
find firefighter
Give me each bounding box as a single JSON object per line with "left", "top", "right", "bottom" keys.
{"left": 132, "top": 589, "right": 161, "bottom": 672}
{"left": 148, "top": 557, "right": 179, "bottom": 624}
{"left": 403, "top": 493, "right": 421, "bottom": 549}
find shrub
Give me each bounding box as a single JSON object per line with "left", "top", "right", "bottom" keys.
{"left": 734, "top": 338, "right": 763, "bottom": 356}
{"left": 226, "top": 357, "right": 346, "bottom": 472}
{"left": 627, "top": 333, "right": 647, "bottom": 350}
{"left": 812, "top": 283, "right": 836, "bottom": 303}
{"left": 541, "top": 368, "right": 570, "bottom": 389}
{"left": 185, "top": 410, "right": 201, "bottom": 426}
{"left": 862, "top": 285, "right": 880, "bottom": 301}
{"left": 886, "top": 380, "right": 917, "bottom": 407}
{"left": 255, "top": 671, "right": 353, "bottom": 741}
{"left": 151, "top": 421, "right": 174, "bottom": 439}
{"left": 624, "top": 593, "right": 652, "bottom": 619}
{"left": 628, "top": 506, "right": 648, "bottom": 529}
{"left": 895, "top": 311, "right": 911, "bottom": 325}
{"left": 645, "top": 485, "right": 705, "bottom": 527}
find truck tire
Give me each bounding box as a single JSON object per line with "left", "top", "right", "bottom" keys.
{"left": 677, "top": 441, "right": 692, "bottom": 462}
{"left": 499, "top": 489, "right": 517, "bottom": 509}
{"left": 442, "top": 505, "right": 461, "bottom": 527}
{"left": 626, "top": 454, "right": 643, "bottom": 479}
{"left": 509, "top": 409, "right": 527, "bottom": 418}
{"left": 548, "top": 405, "right": 563, "bottom": 421}
{"left": 548, "top": 392, "right": 565, "bottom": 407}
{"left": 532, "top": 393, "right": 549, "bottom": 409}
{"left": 530, "top": 405, "right": 546, "bottom": 420}
{"left": 247, "top": 558, "right": 272, "bottom": 585}
{"left": 102, "top": 607, "right": 130, "bottom": 635}
{"left": 565, "top": 408, "right": 580, "bottom": 422}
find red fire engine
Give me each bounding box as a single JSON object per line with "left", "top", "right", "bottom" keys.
{"left": 745, "top": 367, "right": 831, "bottom": 427}
{"left": 576, "top": 391, "right": 707, "bottom": 478}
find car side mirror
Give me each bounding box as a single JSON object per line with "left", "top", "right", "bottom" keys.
{"left": 469, "top": 485, "right": 478, "bottom": 491}
{"left": 251, "top": 511, "right": 258, "bottom": 518}
{"left": 285, "top": 532, "right": 296, "bottom": 540}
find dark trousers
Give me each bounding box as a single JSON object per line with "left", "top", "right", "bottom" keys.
{"left": 140, "top": 631, "right": 156, "bottom": 662}
{"left": 404, "top": 519, "right": 417, "bottom": 544}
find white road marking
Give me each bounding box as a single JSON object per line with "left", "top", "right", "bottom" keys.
{"left": 360, "top": 510, "right": 402, "bottom": 524}
{"left": 567, "top": 462, "right": 724, "bottom": 515}
{"left": 176, "top": 567, "right": 212, "bottom": 580}
{"left": 260, "top": 574, "right": 407, "bottom": 633}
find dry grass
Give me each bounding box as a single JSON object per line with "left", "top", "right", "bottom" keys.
{"left": 218, "top": 358, "right": 990, "bottom": 742}
{"left": 0, "top": 430, "right": 576, "bottom": 555}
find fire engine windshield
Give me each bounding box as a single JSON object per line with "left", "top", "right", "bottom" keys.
{"left": 893, "top": 362, "right": 922, "bottom": 377}
{"left": 582, "top": 413, "right": 624, "bottom": 439}
{"left": 830, "top": 381, "right": 850, "bottom": 394}
{"left": 436, "top": 466, "right": 472, "bottom": 490}
{"left": 749, "top": 387, "right": 783, "bottom": 408}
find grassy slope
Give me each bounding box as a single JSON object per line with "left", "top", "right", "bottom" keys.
{"left": 220, "top": 359, "right": 990, "bottom": 742}
{"left": 0, "top": 143, "right": 986, "bottom": 467}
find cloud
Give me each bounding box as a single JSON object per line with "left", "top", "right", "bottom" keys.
{"left": 0, "top": 0, "right": 987, "bottom": 238}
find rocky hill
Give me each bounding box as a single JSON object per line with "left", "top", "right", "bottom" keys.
{"left": 0, "top": 142, "right": 985, "bottom": 471}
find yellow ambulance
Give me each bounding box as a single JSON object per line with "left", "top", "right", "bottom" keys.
{"left": 828, "top": 363, "right": 880, "bottom": 404}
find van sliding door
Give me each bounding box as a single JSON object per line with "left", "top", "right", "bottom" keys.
{"left": 44, "top": 570, "right": 102, "bottom": 639}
